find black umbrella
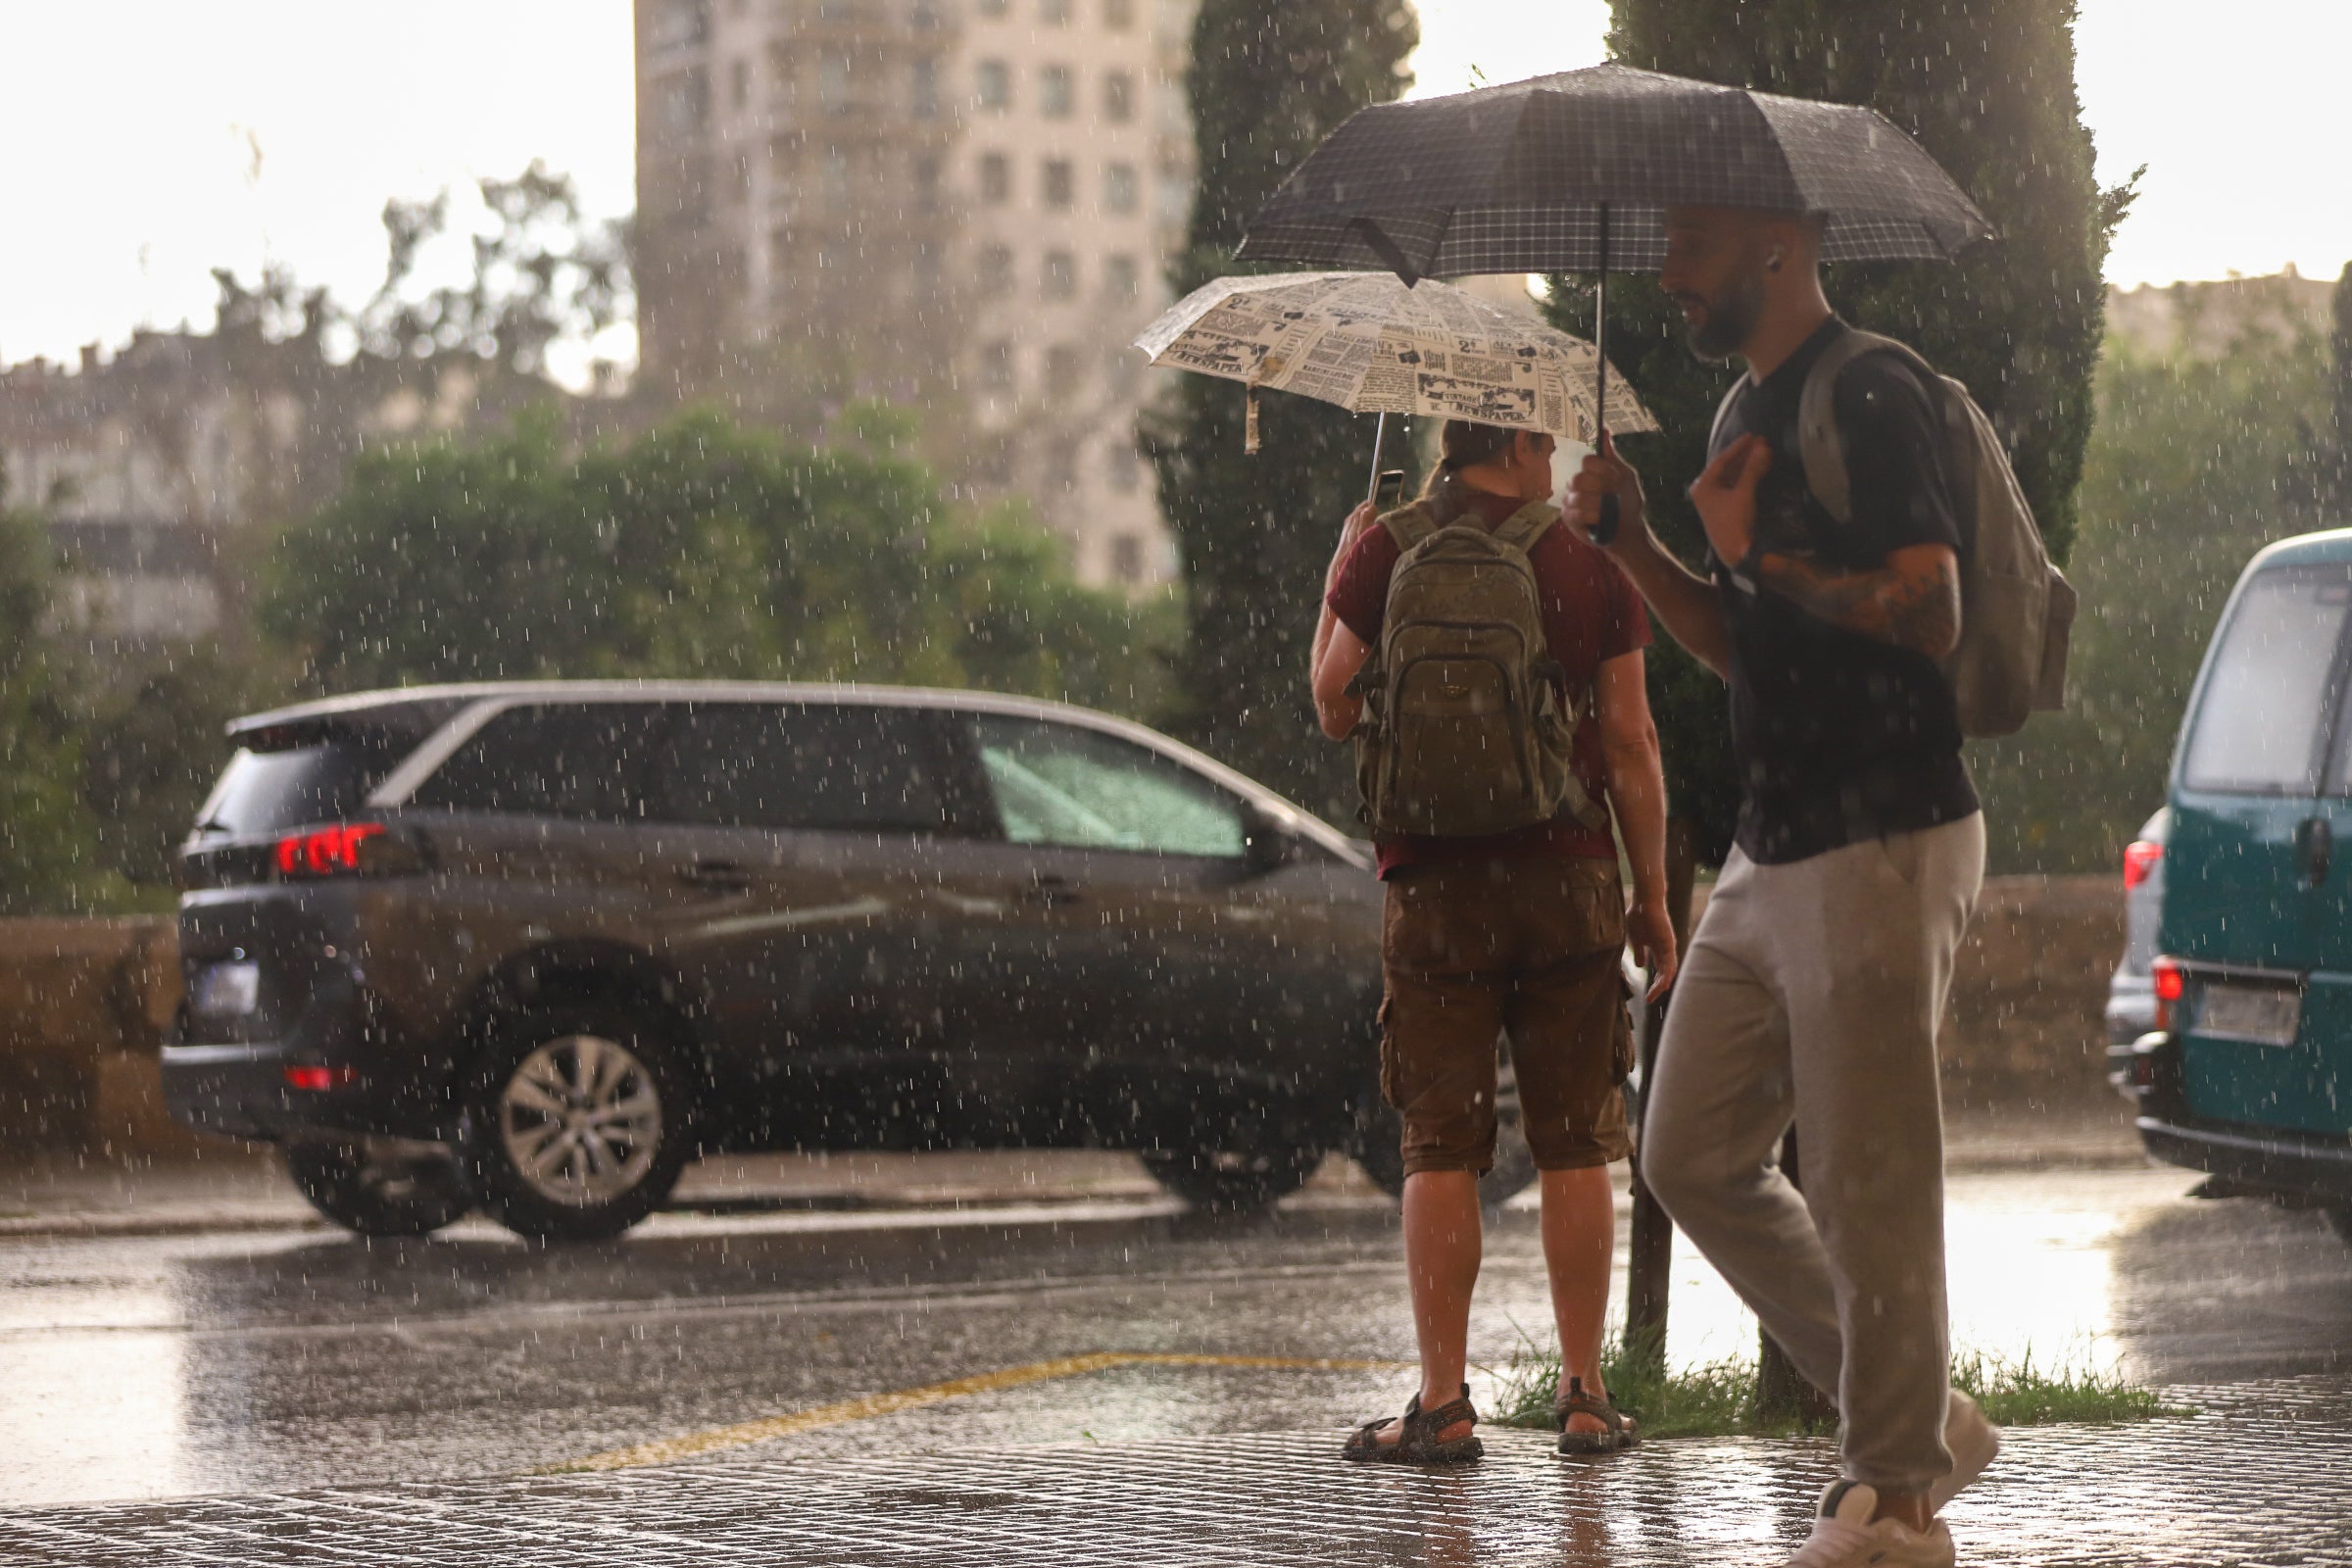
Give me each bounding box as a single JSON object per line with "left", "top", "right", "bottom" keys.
{"left": 1237, "top": 62, "right": 1995, "bottom": 534}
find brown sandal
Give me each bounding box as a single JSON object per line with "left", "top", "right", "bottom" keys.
{"left": 1342, "top": 1385, "right": 1485, "bottom": 1465}
{"left": 1555, "top": 1376, "right": 1638, "bottom": 1454}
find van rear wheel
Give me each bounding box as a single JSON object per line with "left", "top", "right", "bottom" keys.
{"left": 1143, "top": 1143, "right": 1320, "bottom": 1212}
{"left": 464, "top": 1003, "right": 694, "bottom": 1242}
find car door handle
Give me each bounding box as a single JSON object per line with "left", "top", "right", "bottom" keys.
{"left": 1016, "top": 875, "right": 1082, "bottom": 908}
{"left": 680, "top": 859, "right": 754, "bottom": 893}
{"left": 2297, "top": 817, "right": 2333, "bottom": 887}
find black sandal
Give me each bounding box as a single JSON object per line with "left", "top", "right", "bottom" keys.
{"left": 1342, "top": 1385, "right": 1485, "bottom": 1465}
{"left": 1555, "top": 1376, "right": 1638, "bottom": 1454}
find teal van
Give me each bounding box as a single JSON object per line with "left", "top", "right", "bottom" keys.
{"left": 2122, "top": 528, "right": 2352, "bottom": 1241}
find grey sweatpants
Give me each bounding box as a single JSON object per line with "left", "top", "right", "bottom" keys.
{"left": 1640, "top": 814, "right": 1984, "bottom": 1492}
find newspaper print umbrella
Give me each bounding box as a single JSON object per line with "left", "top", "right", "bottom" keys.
{"left": 1234, "top": 63, "right": 1994, "bottom": 529}
{"left": 1134, "top": 270, "right": 1655, "bottom": 495}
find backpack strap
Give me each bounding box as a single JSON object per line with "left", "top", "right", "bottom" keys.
{"left": 1707, "top": 374, "right": 1745, "bottom": 461}
{"left": 1380, "top": 501, "right": 1440, "bottom": 552}
{"left": 1492, "top": 501, "right": 1559, "bottom": 555}
{"left": 1795, "top": 327, "right": 1938, "bottom": 527}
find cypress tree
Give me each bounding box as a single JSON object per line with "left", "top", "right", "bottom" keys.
{"left": 1142, "top": 0, "right": 1418, "bottom": 817}
{"left": 1555, "top": 0, "right": 2132, "bottom": 869}
{"left": 2327, "top": 263, "right": 2352, "bottom": 518}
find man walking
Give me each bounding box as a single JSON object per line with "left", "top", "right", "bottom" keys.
{"left": 1567, "top": 205, "right": 1995, "bottom": 1568}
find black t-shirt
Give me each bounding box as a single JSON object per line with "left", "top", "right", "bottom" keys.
{"left": 1708, "top": 316, "right": 1981, "bottom": 864}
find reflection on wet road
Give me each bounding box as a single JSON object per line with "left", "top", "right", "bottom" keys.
{"left": 3, "top": 1165, "right": 2348, "bottom": 1508}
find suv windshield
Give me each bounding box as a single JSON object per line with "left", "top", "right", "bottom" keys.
{"left": 2180, "top": 566, "right": 2352, "bottom": 796}
{"left": 196, "top": 732, "right": 407, "bottom": 837}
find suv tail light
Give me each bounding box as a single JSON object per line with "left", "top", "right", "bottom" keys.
{"left": 2152, "top": 956, "right": 2184, "bottom": 1031}
{"left": 2123, "top": 839, "right": 2163, "bottom": 890}
{"left": 274, "top": 822, "right": 388, "bottom": 880}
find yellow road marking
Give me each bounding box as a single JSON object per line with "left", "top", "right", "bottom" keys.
{"left": 546, "top": 1351, "right": 1415, "bottom": 1473}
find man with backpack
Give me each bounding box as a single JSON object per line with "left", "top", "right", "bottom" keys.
{"left": 1310, "top": 418, "right": 1678, "bottom": 1465}
{"left": 1565, "top": 203, "right": 2059, "bottom": 1568}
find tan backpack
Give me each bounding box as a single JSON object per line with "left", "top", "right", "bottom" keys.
{"left": 1711, "top": 328, "right": 2077, "bottom": 738}
{"left": 1347, "top": 497, "right": 1608, "bottom": 837}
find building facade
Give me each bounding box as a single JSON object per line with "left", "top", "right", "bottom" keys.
{"left": 635, "top": 0, "right": 1195, "bottom": 587}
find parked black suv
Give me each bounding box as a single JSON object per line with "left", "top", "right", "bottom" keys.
{"left": 162, "top": 682, "right": 1412, "bottom": 1238}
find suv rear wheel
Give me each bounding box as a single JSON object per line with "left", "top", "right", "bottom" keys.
{"left": 1143, "top": 1143, "right": 1321, "bottom": 1212}
{"left": 285, "top": 1136, "right": 474, "bottom": 1237}
{"left": 464, "top": 1003, "right": 694, "bottom": 1242}
{"left": 1354, "top": 1047, "right": 1540, "bottom": 1208}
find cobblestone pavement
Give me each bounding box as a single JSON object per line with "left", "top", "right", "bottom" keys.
{"left": 2, "top": 1379, "right": 2345, "bottom": 1567}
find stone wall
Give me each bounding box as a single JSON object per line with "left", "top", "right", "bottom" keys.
{"left": 0, "top": 872, "right": 2127, "bottom": 1160}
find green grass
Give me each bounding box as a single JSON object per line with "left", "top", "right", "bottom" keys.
{"left": 1487, "top": 1332, "right": 2191, "bottom": 1441}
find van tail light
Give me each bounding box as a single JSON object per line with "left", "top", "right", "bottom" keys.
{"left": 284, "top": 1064, "right": 360, "bottom": 1092}
{"left": 274, "top": 823, "right": 387, "bottom": 880}
{"left": 2152, "top": 956, "right": 2184, "bottom": 1031}
{"left": 2124, "top": 839, "right": 2163, "bottom": 890}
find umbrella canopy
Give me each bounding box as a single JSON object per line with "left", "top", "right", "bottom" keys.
{"left": 1134, "top": 270, "right": 1656, "bottom": 446}
{"left": 1236, "top": 62, "right": 1995, "bottom": 283}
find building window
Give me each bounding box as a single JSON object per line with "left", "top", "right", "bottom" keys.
{"left": 1040, "top": 65, "right": 1073, "bottom": 118}
{"left": 731, "top": 57, "right": 753, "bottom": 111}
{"left": 978, "top": 244, "right": 1014, "bottom": 296}
{"left": 912, "top": 154, "right": 942, "bottom": 213}
{"left": 1042, "top": 250, "right": 1076, "bottom": 300}
{"left": 1041, "top": 0, "right": 1072, "bottom": 23}
{"left": 978, "top": 152, "right": 1011, "bottom": 203}
{"left": 976, "top": 59, "right": 1011, "bottom": 111}
{"left": 1158, "top": 169, "right": 1190, "bottom": 225}
{"left": 1046, "top": 343, "right": 1083, "bottom": 396}
{"left": 980, "top": 340, "right": 1015, "bottom": 390}
{"left": 1109, "top": 532, "right": 1147, "bottom": 582}
{"left": 1104, "top": 163, "right": 1138, "bottom": 215}
{"left": 913, "top": 244, "right": 942, "bottom": 292}
{"left": 1108, "top": 445, "right": 1144, "bottom": 497}
{"left": 818, "top": 49, "right": 853, "bottom": 114}
{"left": 659, "top": 70, "right": 710, "bottom": 136}
{"left": 1042, "top": 159, "right": 1075, "bottom": 208}
{"left": 821, "top": 145, "right": 853, "bottom": 209}
{"left": 911, "top": 55, "right": 940, "bottom": 119}
{"left": 1104, "top": 0, "right": 1134, "bottom": 26}
{"left": 1102, "top": 71, "right": 1135, "bottom": 122}
{"left": 1045, "top": 438, "right": 1079, "bottom": 489}
{"left": 977, "top": 0, "right": 1006, "bottom": 16}
{"left": 1103, "top": 254, "right": 1139, "bottom": 300}
{"left": 651, "top": 0, "right": 710, "bottom": 49}
{"left": 910, "top": 0, "right": 944, "bottom": 27}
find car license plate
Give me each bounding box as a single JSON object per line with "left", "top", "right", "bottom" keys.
{"left": 191, "top": 961, "right": 261, "bottom": 1018}
{"left": 2196, "top": 982, "right": 2301, "bottom": 1047}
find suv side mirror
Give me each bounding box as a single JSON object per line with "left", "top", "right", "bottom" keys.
{"left": 1242, "top": 804, "right": 1303, "bottom": 874}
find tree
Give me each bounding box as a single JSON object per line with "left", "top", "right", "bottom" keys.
{"left": 1570, "top": 0, "right": 2133, "bottom": 873}
{"left": 0, "top": 476, "right": 114, "bottom": 914}
{"left": 1143, "top": 0, "right": 1418, "bottom": 819}
{"left": 1978, "top": 306, "right": 2330, "bottom": 871}
{"left": 261, "top": 406, "right": 1176, "bottom": 716}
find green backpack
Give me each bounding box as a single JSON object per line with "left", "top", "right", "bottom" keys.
{"left": 1347, "top": 496, "right": 1609, "bottom": 838}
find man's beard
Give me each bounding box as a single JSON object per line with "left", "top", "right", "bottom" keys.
{"left": 1684, "top": 270, "right": 1765, "bottom": 362}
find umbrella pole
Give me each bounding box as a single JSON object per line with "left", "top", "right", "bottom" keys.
{"left": 1592, "top": 203, "right": 1621, "bottom": 543}
{"left": 1364, "top": 412, "right": 1390, "bottom": 506}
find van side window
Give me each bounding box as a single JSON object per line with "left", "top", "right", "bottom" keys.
{"left": 2181, "top": 568, "right": 2352, "bottom": 796}
{"left": 410, "top": 704, "right": 668, "bottom": 820}
{"left": 968, "top": 713, "right": 1246, "bottom": 858}
{"left": 657, "top": 704, "right": 951, "bottom": 832}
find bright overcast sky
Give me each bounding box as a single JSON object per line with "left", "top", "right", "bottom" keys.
{"left": 0, "top": 0, "right": 2345, "bottom": 372}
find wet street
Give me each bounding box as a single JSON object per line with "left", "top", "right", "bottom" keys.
{"left": 6, "top": 1153, "right": 2352, "bottom": 1564}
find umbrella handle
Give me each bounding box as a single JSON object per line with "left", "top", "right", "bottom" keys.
{"left": 1365, "top": 413, "right": 1389, "bottom": 505}
{"left": 1590, "top": 210, "right": 1622, "bottom": 545}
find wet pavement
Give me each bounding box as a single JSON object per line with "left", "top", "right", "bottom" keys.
{"left": 4, "top": 1146, "right": 2351, "bottom": 1562}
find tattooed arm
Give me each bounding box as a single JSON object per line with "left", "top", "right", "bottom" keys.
{"left": 1753, "top": 542, "right": 1962, "bottom": 661}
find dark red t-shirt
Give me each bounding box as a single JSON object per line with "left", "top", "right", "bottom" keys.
{"left": 1327, "top": 492, "right": 1651, "bottom": 878}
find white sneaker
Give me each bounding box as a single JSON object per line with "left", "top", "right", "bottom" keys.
{"left": 1784, "top": 1481, "right": 1955, "bottom": 1568}
{"left": 1930, "top": 1390, "right": 2001, "bottom": 1512}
